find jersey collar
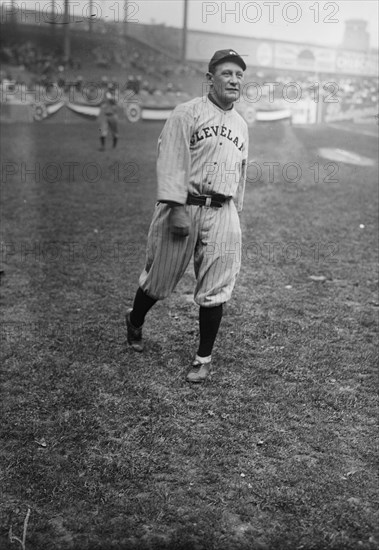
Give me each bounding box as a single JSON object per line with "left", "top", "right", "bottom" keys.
{"left": 207, "top": 94, "right": 235, "bottom": 113}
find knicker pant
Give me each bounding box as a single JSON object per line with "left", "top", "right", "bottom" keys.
{"left": 139, "top": 201, "right": 241, "bottom": 307}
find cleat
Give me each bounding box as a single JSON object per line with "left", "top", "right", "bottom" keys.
{"left": 186, "top": 360, "right": 211, "bottom": 383}
{"left": 125, "top": 310, "right": 144, "bottom": 352}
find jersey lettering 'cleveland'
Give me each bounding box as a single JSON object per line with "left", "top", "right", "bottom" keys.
{"left": 156, "top": 96, "right": 249, "bottom": 211}
{"left": 190, "top": 125, "right": 244, "bottom": 151}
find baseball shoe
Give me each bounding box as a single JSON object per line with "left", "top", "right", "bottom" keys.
{"left": 125, "top": 309, "right": 144, "bottom": 352}
{"left": 186, "top": 357, "right": 211, "bottom": 383}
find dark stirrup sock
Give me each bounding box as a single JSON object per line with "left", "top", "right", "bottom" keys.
{"left": 197, "top": 304, "right": 223, "bottom": 358}
{"left": 130, "top": 287, "right": 157, "bottom": 328}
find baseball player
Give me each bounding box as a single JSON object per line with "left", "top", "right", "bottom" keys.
{"left": 98, "top": 88, "right": 119, "bottom": 151}
{"left": 126, "top": 49, "right": 249, "bottom": 382}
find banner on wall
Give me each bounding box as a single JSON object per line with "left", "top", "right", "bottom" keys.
{"left": 126, "top": 98, "right": 292, "bottom": 125}
{"left": 335, "top": 51, "right": 379, "bottom": 77}
{"left": 66, "top": 103, "right": 101, "bottom": 118}
{"left": 186, "top": 30, "right": 379, "bottom": 77}
{"left": 29, "top": 100, "right": 100, "bottom": 121}
{"left": 273, "top": 42, "right": 336, "bottom": 74}
{"left": 3, "top": 92, "right": 293, "bottom": 125}
{"left": 32, "top": 101, "right": 65, "bottom": 121}
{"left": 124, "top": 103, "right": 142, "bottom": 122}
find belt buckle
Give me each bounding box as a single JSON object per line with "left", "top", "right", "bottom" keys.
{"left": 205, "top": 197, "right": 212, "bottom": 208}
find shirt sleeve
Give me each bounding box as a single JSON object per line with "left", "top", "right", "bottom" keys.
{"left": 235, "top": 123, "right": 249, "bottom": 212}
{"left": 156, "top": 106, "right": 194, "bottom": 204}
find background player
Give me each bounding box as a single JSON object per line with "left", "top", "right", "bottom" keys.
{"left": 126, "top": 49, "right": 249, "bottom": 382}
{"left": 98, "top": 86, "right": 119, "bottom": 151}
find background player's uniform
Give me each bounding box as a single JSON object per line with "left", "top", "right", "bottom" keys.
{"left": 99, "top": 95, "right": 119, "bottom": 140}
{"left": 139, "top": 96, "right": 249, "bottom": 307}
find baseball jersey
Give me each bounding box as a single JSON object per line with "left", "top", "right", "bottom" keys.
{"left": 101, "top": 98, "right": 117, "bottom": 116}
{"left": 156, "top": 96, "right": 249, "bottom": 211}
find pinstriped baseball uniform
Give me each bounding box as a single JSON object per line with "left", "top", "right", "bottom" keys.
{"left": 139, "top": 95, "right": 249, "bottom": 307}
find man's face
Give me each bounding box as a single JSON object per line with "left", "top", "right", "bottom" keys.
{"left": 207, "top": 61, "right": 244, "bottom": 106}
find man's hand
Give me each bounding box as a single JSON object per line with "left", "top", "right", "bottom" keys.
{"left": 169, "top": 205, "right": 190, "bottom": 237}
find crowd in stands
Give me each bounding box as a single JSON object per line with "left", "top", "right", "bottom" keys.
{"left": 91, "top": 42, "right": 198, "bottom": 93}
{"left": 1, "top": 36, "right": 377, "bottom": 109}
{"left": 242, "top": 69, "right": 379, "bottom": 107}
{"left": 337, "top": 77, "right": 378, "bottom": 107}
{"left": 0, "top": 40, "right": 82, "bottom": 81}
{"left": 0, "top": 36, "right": 199, "bottom": 96}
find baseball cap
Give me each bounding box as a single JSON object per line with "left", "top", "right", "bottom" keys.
{"left": 208, "top": 49, "right": 247, "bottom": 72}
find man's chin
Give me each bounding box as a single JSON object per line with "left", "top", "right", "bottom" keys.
{"left": 225, "top": 91, "right": 240, "bottom": 102}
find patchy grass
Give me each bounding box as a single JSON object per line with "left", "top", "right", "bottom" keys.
{"left": 1, "top": 119, "right": 378, "bottom": 550}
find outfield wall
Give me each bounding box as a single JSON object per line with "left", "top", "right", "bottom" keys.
{"left": 2, "top": 95, "right": 377, "bottom": 126}
{"left": 0, "top": 82, "right": 294, "bottom": 125}
{"left": 0, "top": 98, "right": 292, "bottom": 125}
{"left": 1, "top": 85, "right": 377, "bottom": 126}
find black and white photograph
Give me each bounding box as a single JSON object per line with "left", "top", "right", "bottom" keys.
{"left": 1, "top": 0, "right": 378, "bottom": 548}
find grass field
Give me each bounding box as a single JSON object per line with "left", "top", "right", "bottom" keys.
{"left": 1, "top": 117, "right": 378, "bottom": 550}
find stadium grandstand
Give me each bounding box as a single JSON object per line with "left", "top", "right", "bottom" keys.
{"left": 0, "top": 1, "right": 377, "bottom": 125}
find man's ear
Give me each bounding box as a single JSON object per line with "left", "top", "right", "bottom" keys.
{"left": 206, "top": 72, "right": 214, "bottom": 86}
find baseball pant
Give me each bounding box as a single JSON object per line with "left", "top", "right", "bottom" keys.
{"left": 139, "top": 201, "right": 241, "bottom": 307}
{"left": 100, "top": 114, "right": 119, "bottom": 138}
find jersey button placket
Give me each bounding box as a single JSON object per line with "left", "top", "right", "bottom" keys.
{"left": 210, "top": 161, "right": 216, "bottom": 184}
{"left": 220, "top": 112, "right": 225, "bottom": 146}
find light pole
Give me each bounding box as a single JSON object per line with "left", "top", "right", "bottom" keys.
{"left": 64, "top": 0, "right": 70, "bottom": 64}
{"left": 89, "top": 0, "right": 93, "bottom": 34}
{"left": 124, "top": 0, "right": 128, "bottom": 37}
{"left": 182, "top": 0, "right": 188, "bottom": 62}
{"left": 10, "top": 0, "right": 17, "bottom": 27}
{"left": 51, "top": 0, "right": 56, "bottom": 35}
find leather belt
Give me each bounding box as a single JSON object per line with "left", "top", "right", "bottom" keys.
{"left": 186, "top": 193, "right": 231, "bottom": 208}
